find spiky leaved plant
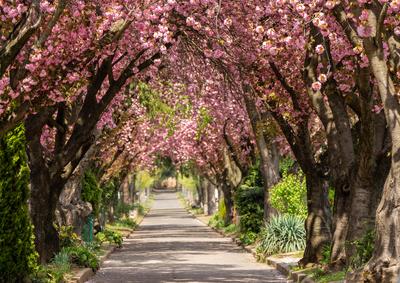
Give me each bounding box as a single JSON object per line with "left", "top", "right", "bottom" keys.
{"left": 256, "top": 214, "right": 306, "bottom": 260}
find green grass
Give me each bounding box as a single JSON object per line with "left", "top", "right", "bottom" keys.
{"left": 310, "top": 269, "right": 346, "bottom": 283}
{"left": 223, "top": 224, "right": 238, "bottom": 234}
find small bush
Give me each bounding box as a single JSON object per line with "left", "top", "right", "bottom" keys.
{"left": 270, "top": 172, "right": 307, "bottom": 218}
{"left": 320, "top": 244, "right": 331, "bottom": 265}
{"left": 115, "top": 218, "right": 138, "bottom": 229}
{"left": 115, "top": 202, "right": 135, "bottom": 218}
{"left": 81, "top": 170, "right": 102, "bottom": 216}
{"left": 134, "top": 203, "right": 146, "bottom": 215}
{"left": 240, "top": 231, "right": 258, "bottom": 246}
{"left": 56, "top": 225, "right": 81, "bottom": 248}
{"left": 30, "top": 250, "right": 71, "bottom": 283}
{"left": 217, "top": 198, "right": 226, "bottom": 222}
{"left": 235, "top": 185, "right": 264, "bottom": 234}
{"left": 223, "top": 224, "right": 238, "bottom": 234}
{"left": 257, "top": 215, "right": 306, "bottom": 259}
{"left": 96, "top": 229, "right": 123, "bottom": 247}
{"left": 350, "top": 229, "right": 375, "bottom": 268}
{"left": 208, "top": 213, "right": 225, "bottom": 229}
{"left": 63, "top": 245, "right": 99, "bottom": 270}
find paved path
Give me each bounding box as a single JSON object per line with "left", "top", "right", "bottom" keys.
{"left": 88, "top": 192, "right": 286, "bottom": 283}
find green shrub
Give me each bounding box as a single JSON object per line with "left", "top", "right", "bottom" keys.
{"left": 115, "top": 218, "right": 138, "bottom": 229}
{"left": 81, "top": 170, "right": 102, "bottom": 216}
{"left": 234, "top": 163, "right": 264, "bottom": 236}
{"left": 350, "top": 229, "right": 375, "bottom": 268}
{"left": 56, "top": 225, "right": 81, "bottom": 248}
{"left": 0, "top": 124, "right": 38, "bottom": 282}
{"left": 208, "top": 213, "right": 225, "bottom": 229}
{"left": 223, "top": 224, "right": 238, "bottom": 234}
{"left": 320, "top": 244, "right": 331, "bottom": 265}
{"left": 135, "top": 203, "right": 146, "bottom": 215}
{"left": 30, "top": 250, "right": 71, "bottom": 283}
{"left": 31, "top": 242, "right": 101, "bottom": 282}
{"left": 240, "top": 231, "right": 258, "bottom": 246}
{"left": 217, "top": 198, "right": 226, "bottom": 222}
{"left": 270, "top": 172, "right": 307, "bottom": 218}
{"left": 257, "top": 215, "right": 306, "bottom": 259}
{"left": 279, "top": 157, "right": 295, "bottom": 175}
{"left": 235, "top": 185, "right": 264, "bottom": 234}
{"left": 63, "top": 245, "right": 99, "bottom": 270}
{"left": 95, "top": 229, "right": 123, "bottom": 248}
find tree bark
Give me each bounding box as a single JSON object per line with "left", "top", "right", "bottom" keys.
{"left": 221, "top": 182, "right": 234, "bottom": 225}
{"left": 242, "top": 91, "right": 279, "bottom": 221}
{"left": 301, "top": 170, "right": 332, "bottom": 265}
{"left": 25, "top": 110, "right": 60, "bottom": 263}
{"left": 360, "top": 37, "right": 400, "bottom": 282}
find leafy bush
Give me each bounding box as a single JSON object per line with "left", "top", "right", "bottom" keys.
{"left": 279, "top": 157, "right": 295, "bottom": 175}
{"left": 235, "top": 185, "right": 264, "bottom": 234}
{"left": 115, "top": 202, "right": 135, "bottom": 217}
{"left": 56, "top": 225, "right": 81, "bottom": 248}
{"left": 0, "top": 124, "right": 38, "bottom": 282}
{"left": 31, "top": 265, "right": 68, "bottom": 283}
{"left": 257, "top": 215, "right": 306, "bottom": 259}
{"left": 234, "top": 163, "right": 264, "bottom": 238}
{"left": 270, "top": 172, "right": 307, "bottom": 218}
{"left": 350, "top": 229, "right": 375, "bottom": 268}
{"left": 81, "top": 170, "right": 102, "bottom": 216}
{"left": 240, "top": 231, "right": 258, "bottom": 246}
{"left": 223, "top": 224, "right": 238, "bottom": 234}
{"left": 217, "top": 198, "right": 226, "bottom": 222}
{"left": 31, "top": 242, "right": 102, "bottom": 282}
{"left": 135, "top": 203, "right": 146, "bottom": 215}
{"left": 320, "top": 244, "right": 331, "bottom": 265}
{"left": 115, "top": 218, "right": 138, "bottom": 229}
{"left": 208, "top": 213, "right": 225, "bottom": 229}
{"left": 96, "top": 229, "right": 123, "bottom": 247}
{"left": 63, "top": 245, "right": 99, "bottom": 270}
{"left": 31, "top": 249, "right": 71, "bottom": 283}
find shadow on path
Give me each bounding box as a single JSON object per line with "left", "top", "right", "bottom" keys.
{"left": 88, "top": 192, "right": 286, "bottom": 283}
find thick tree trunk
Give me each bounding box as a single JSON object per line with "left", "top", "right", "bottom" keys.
{"left": 25, "top": 112, "right": 62, "bottom": 263}
{"left": 360, "top": 168, "right": 400, "bottom": 283}
{"left": 201, "top": 178, "right": 209, "bottom": 214}
{"left": 29, "top": 170, "right": 60, "bottom": 263}
{"left": 357, "top": 36, "right": 400, "bottom": 282}
{"left": 330, "top": 185, "right": 350, "bottom": 269}
{"left": 260, "top": 136, "right": 280, "bottom": 221}
{"left": 206, "top": 180, "right": 217, "bottom": 215}
{"left": 300, "top": 171, "right": 332, "bottom": 266}
{"left": 221, "top": 184, "right": 234, "bottom": 225}
{"left": 243, "top": 91, "right": 280, "bottom": 222}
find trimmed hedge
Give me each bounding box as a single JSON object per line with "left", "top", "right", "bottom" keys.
{"left": 0, "top": 124, "right": 38, "bottom": 282}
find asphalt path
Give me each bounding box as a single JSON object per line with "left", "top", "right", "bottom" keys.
{"left": 88, "top": 192, "right": 286, "bottom": 283}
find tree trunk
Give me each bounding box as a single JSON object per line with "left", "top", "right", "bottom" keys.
{"left": 206, "top": 180, "right": 217, "bottom": 215}
{"left": 242, "top": 90, "right": 279, "bottom": 222}
{"left": 260, "top": 136, "right": 280, "bottom": 221}
{"left": 358, "top": 36, "right": 400, "bottom": 282}
{"left": 300, "top": 171, "right": 332, "bottom": 266}
{"left": 28, "top": 163, "right": 60, "bottom": 263}
{"left": 330, "top": 185, "right": 350, "bottom": 269}
{"left": 221, "top": 183, "right": 234, "bottom": 225}
{"left": 25, "top": 112, "right": 62, "bottom": 263}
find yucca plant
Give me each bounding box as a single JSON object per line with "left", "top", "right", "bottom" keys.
{"left": 256, "top": 214, "right": 306, "bottom": 260}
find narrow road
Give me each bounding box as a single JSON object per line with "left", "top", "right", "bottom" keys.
{"left": 88, "top": 192, "right": 286, "bottom": 283}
